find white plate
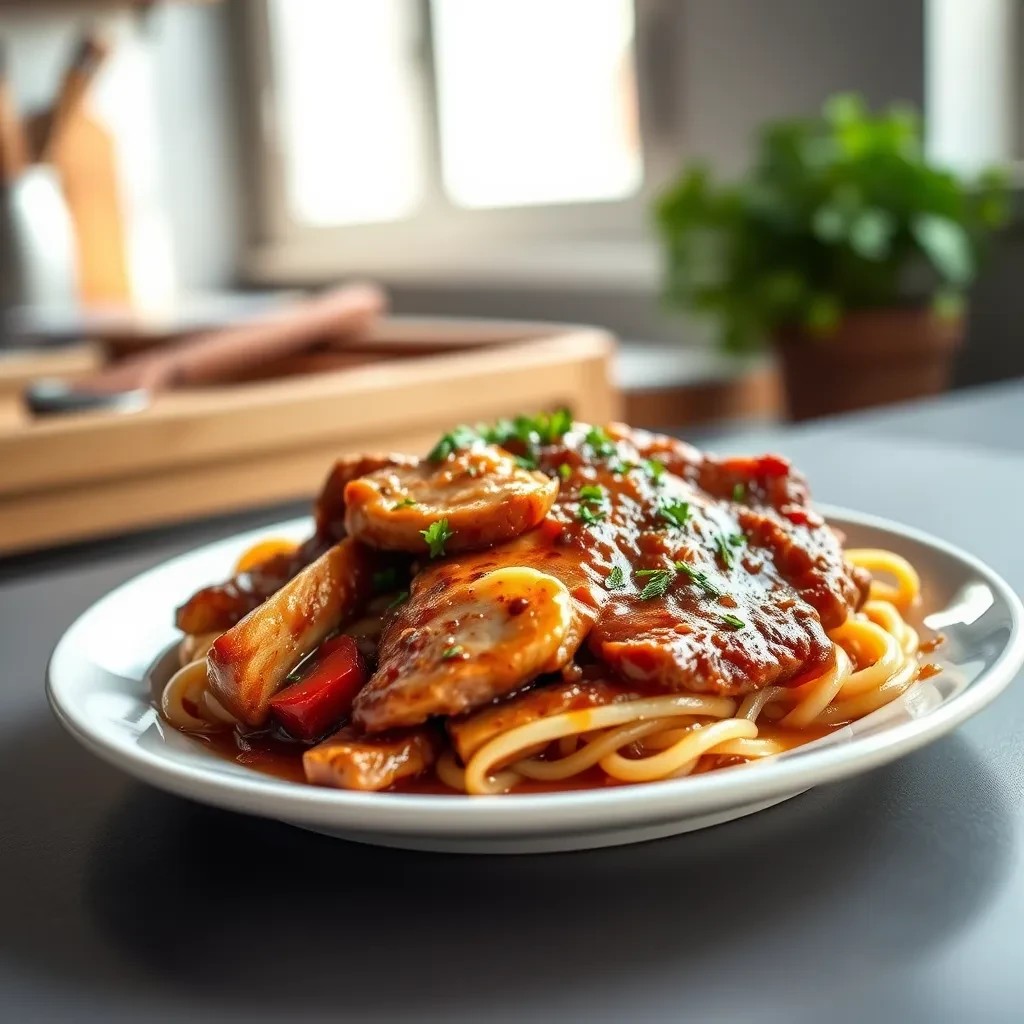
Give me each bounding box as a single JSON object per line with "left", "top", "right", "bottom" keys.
{"left": 47, "top": 507, "right": 1024, "bottom": 854}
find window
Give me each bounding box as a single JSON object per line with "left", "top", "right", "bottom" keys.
{"left": 243, "top": 0, "right": 681, "bottom": 285}
{"left": 925, "top": 0, "right": 1023, "bottom": 176}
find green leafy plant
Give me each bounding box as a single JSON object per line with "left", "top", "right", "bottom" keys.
{"left": 654, "top": 94, "right": 1010, "bottom": 352}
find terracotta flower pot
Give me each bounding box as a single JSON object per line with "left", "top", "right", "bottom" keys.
{"left": 773, "top": 308, "right": 964, "bottom": 421}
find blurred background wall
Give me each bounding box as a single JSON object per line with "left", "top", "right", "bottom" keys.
{"left": 0, "top": 0, "right": 1019, "bottom": 381}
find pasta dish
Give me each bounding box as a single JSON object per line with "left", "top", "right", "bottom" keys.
{"left": 163, "top": 412, "right": 930, "bottom": 795}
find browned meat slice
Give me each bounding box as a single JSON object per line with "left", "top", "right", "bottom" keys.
{"left": 315, "top": 452, "right": 419, "bottom": 541}
{"left": 353, "top": 418, "right": 864, "bottom": 729}
{"left": 447, "top": 679, "right": 634, "bottom": 762}
{"left": 343, "top": 444, "right": 557, "bottom": 555}
{"left": 353, "top": 555, "right": 580, "bottom": 732}
{"left": 207, "top": 539, "right": 374, "bottom": 726}
{"left": 303, "top": 726, "right": 440, "bottom": 791}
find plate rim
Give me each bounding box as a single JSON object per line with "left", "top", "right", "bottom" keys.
{"left": 46, "top": 504, "right": 1024, "bottom": 837}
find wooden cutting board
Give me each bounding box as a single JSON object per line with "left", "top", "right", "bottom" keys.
{"left": 0, "top": 316, "right": 620, "bottom": 555}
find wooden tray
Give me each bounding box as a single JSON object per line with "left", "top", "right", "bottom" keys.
{"left": 0, "top": 317, "right": 619, "bottom": 555}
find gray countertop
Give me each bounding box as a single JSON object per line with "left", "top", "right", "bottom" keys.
{"left": 2, "top": 380, "right": 1023, "bottom": 1023}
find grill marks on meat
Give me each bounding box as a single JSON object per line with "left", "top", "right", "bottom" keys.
{"left": 353, "top": 424, "right": 865, "bottom": 730}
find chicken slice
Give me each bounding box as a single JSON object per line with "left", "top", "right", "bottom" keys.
{"left": 447, "top": 679, "right": 634, "bottom": 762}
{"left": 353, "top": 564, "right": 576, "bottom": 732}
{"left": 343, "top": 444, "right": 557, "bottom": 555}
{"left": 207, "top": 539, "right": 374, "bottom": 726}
{"left": 303, "top": 726, "right": 440, "bottom": 791}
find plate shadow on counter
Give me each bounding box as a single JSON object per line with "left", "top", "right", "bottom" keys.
{"left": 100, "top": 739, "right": 1017, "bottom": 1012}
{"left": 0, "top": 714, "right": 1014, "bottom": 1016}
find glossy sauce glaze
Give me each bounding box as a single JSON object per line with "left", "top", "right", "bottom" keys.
{"left": 164, "top": 417, "right": 936, "bottom": 795}
{"left": 354, "top": 423, "right": 869, "bottom": 734}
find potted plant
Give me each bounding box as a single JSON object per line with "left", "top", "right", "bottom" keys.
{"left": 654, "top": 94, "right": 1010, "bottom": 420}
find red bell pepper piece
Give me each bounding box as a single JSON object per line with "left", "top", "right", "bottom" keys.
{"left": 269, "top": 635, "right": 367, "bottom": 741}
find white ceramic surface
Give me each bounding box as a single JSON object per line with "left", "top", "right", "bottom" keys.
{"left": 47, "top": 508, "right": 1024, "bottom": 854}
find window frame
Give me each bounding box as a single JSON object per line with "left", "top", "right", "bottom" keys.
{"left": 236, "top": 0, "right": 686, "bottom": 288}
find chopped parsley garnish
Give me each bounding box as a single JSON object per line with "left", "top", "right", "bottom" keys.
{"left": 392, "top": 496, "right": 417, "bottom": 509}
{"left": 645, "top": 459, "right": 666, "bottom": 484}
{"left": 535, "top": 408, "right": 573, "bottom": 443}
{"left": 732, "top": 482, "right": 746, "bottom": 502}
{"left": 558, "top": 463, "right": 572, "bottom": 481}
{"left": 658, "top": 500, "right": 691, "bottom": 529}
{"left": 605, "top": 565, "right": 625, "bottom": 590}
{"left": 584, "top": 426, "right": 616, "bottom": 459}
{"left": 514, "top": 454, "right": 539, "bottom": 470}
{"left": 636, "top": 568, "right": 674, "bottom": 600}
{"left": 372, "top": 567, "right": 399, "bottom": 592}
{"left": 441, "top": 644, "right": 466, "bottom": 661}
{"left": 480, "top": 418, "right": 516, "bottom": 445}
{"left": 420, "top": 518, "right": 453, "bottom": 558}
{"left": 609, "top": 458, "right": 637, "bottom": 476}
{"left": 576, "top": 484, "right": 607, "bottom": 525}
{"left": 636, "top": 561, "right": 727, "bottom": 601}
{"left": 714, "top": 533, "right": 735, "bottom": 569}
{"left": 428, "top": 409, "right": 572, "bottom": 465}
{"left": 427, "top": 425, "right": 478, "bottom": 462}
{"left": 385, "top": 590, "right": 409, "bottom": 611}
{"left": 676, "top": 562, "right": 721, "bottom": 596}
{"left": 721, "top": 614, "right": 746, "bottom": 630}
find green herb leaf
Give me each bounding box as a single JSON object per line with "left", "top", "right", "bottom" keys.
{"left": 420, "top": 519, "right": 454, "bottom": 558}
{"left": 675, "top": 561, "right": 721, "bottom": 597}
{"left": 645, "top": 459, "right": 666, "bottom": 484}
{"left": 392, "top": 496, "right": 418, "bottom": 509}
{"left": 578, "top": 504, "right": 606, "bottom": 526}
{"left": 578, "top": 485, "right": 606, "bottom": 505}
{"left": 605, "top": 565, "right": 625, "bottom": 590}
{"left": 385, "top": 590, "right": 409, "bottom": 612}
{"left": 515, "top": 454, "right": 539, "bottom": 470}
{"left": 441, "top": 644, "right": 466, "bottom": 661}
{"left": 728, "top": 533, "right": 745, "bottom": 547}
{"left": 658, "top": 500, "right": 691, "bottom": 529}
{"left": 732, "top": 482, "right": 745, "bottom": 502}
{"left": 427, "top": 425, "right": 479, "bottom": 462}
{"left": 558, "top": 463, "right": 572, "bottom": 481}
{"left": 584, "top": 426, "right": 616, "bottom": 459}
{"left": 637, "top": 568, "right": 674, "bottom": 600}
{"left": 541, "top": 408, "right": 573, "bottom": 443}
{"left": 479, "top": 418, "right": 516, "bottom": 446}
{"left": 721, "top": 613, "right": 746, "bottom": 630}
{"left": 714, "top": 533, "right": 735, "bottom": 569}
